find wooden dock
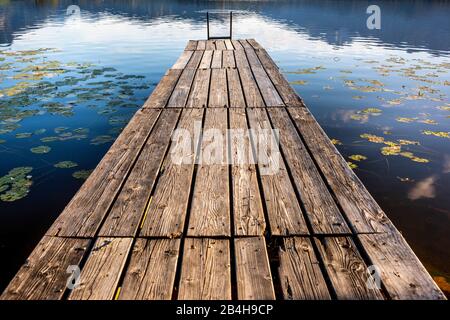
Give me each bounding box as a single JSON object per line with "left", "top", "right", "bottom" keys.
{"left": 1, "top": 39, "right": 445, "bottom": 300}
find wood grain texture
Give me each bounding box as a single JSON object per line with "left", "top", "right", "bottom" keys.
{"left": 188, "top": 108, "right": 230, "bottom": 236}
{"left": 196, "top": 40, "right": 206, "bottom": 51}
{"left": 167, "top": 68, "right": 196, "bottom": 108}
{"left": 199, "top": 50, "right": 213, "bottom": 69}
{"left": 224, "top": 39, "right": 234, "bottom": 50}
{"left": 234, "top": 237, "right": 275, "bottom": 300}
{"left": 232, "top": 39, "right": 244, "bottom": 50}
{"left": 215, "top": 40, "right": 227, "bottom": 50}
{"left": 268, "top": 108, "right": 350, "bottom": 234}
{"left": 227, "top": 68, "right": 245, "bottom": 108}
{"left": 140, "top": 108, "right": 203, "bottom": 237}
{"left": 172, "top": 50, "right": 193, "bottom": 69}
{"left": 247, "top": 108, "right": 309, "bottom": 235}
{"left": 359, "top": 232, "right": 446, "bottom": 300}
{"left": 185, "top": 40, "right": 197, "bottom": 51}
{"left": 234, "top": 49, "right": 250, "bottom": 69}
{"left": 178, "top": 238, "right": 231, "bottom": 300}
{"left": 186, "top": 50, "right": 204, "bottom": 69}
{"left": 99, "top": 109, "right": 181, "bottom": 237}
{"left": 278, "top": 237, "right": 331, "bottom": 300}
{"left": 287, "top": 107, "right": 394, "bottom": 233}
{"left": 208, "top": 68, "right": 228, "bottom": 108}
{"left": 46, "top": 108, "right": 161, "bottom": 237}
{"left": 206, "top": 40, "right": 216, "bottom": 50}
{"left": 222, "top": 50, "right": 236, "bottom": 68}
{"left": 247, "top": 39, "right": 263, "bottom": 50}
{"left": 185, "top": 69, "right": 211, "bottom": 108}
{"left": 239, "top": 67, "right": 265, "bottom": 108}
{"left": 211, "top": 50, "right": 222, "bottom": 69}
{"left": 1, "top": 236, "right": 90, "bottom": 300}
{"left": 119, "top": 239, "right": 180, "bottom": 300}
{"left": 143, "top": 69, "right": 182, "bottom": 109}
{"left": 68, "top": 237, "right": 133, "bottom": 300}
{"left": 315, "top": 237, "right": 384, "bottom": 300}
{"left": 229, "top": 109, "right": 265, "bottom": 236}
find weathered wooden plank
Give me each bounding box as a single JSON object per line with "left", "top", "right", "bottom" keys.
{"left": 196, "top": 40, "right": 206, "bottom": 50}
{"left": 215, "top": 40, "right": 227, "bottom": 50}
{"left": 247, "top": 108, "right": 309, "bottom": 235}
{"left": 185, "top": 69, "right": 211, "bottom": 108}
{"left": 229, "top": 109, "right": 265, "bottom": 236}
{"left": 227, "top": 68, "right": 246, "bottom": 108}
{"left": 315, "top": 237, "right": 384, "bottom": 300}
{"left": 234, "top": 49, "right": 250, "bottom": 69}
{"left": 208, "top": 68, "right": 228, "bottom": 108}
{"left": 256, "top": 51, "right": 303, "bottom": 107}
{"left": 0, "top": 236, "right": 90, "bottom": 300}
{"left": 185, "top": 40, "right": 198, "bottom": 51}
{"left": 267, "top": 108, "right": 350, "bottom": 234}
{"left": 186, "top": 50, "right": 204, "bottom": 69}
{"left": 246, "top": 49, "right": 284, "bottom": 107}
{"left": 143, "top": 69, "right": 182, "bottom": 109}
{"left": 287, "top": 107, "right": 394, "bottom": 233}
{"left": 232, "top": 39, "right": 244, "bottom": 50}
{"left": 239, "top": 67, "right": 265, "bottom": 108}
{"left": 46, "top": 108, "right": 161, "bottom": 237}
{"left": 188, "top": 108, "right": 230, "bottom": 236}
{"left": 235, "top": 237, "right": 275, "bottom": 300}
{"left": 247, "top": 39, "right": 263, "bottom": 50}
{"left": 206, "top": 40, "right": 216, "bottom": 50}
{"left": 68, "top": 237, "right": 133, "bottom": 300}
{"left": 278, "top": 237, "right": 331, "bottom": 300}
{"left": 167, "top": 68, "right": 196, "bottom": 108}
{"left": 224, "top": 39, "right": 234, "bottom": 50}
{"left": 172, "top": 50, "right": 193, "bottom": 69}
{"left": 178, "top": 238, "right": 231, "bottom": 300}
{"left": 99, "top": 109, "right": 181, "bottom": 236}
{"left": 211, "top": 50, "right": 222, "bottom": 69}
{"left": 199, "top": 50, "right": 213, "bottom": 69}
{"left": 359, "top": 232, "right": 446, "bottom": 300}
{"left": 140, "top": 108, "right": 203, "bottom": 237}
{"left": 254, "top": 48, "right": 278, "bottom": 70}
{"left": 239, "top": 39, "right": 254, "bottom": 51}
{"left": 119, "top": 239, "right": 180, "bottom": 300}
{"left": 222, "top": 50, "right": 235, "bottom": 69}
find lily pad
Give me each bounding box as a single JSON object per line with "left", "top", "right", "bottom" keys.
{"left": 30, "top": 145, "right": 51, "bottom": 154}
{"left": 349, "top": 155, "right": 367, "bottom": 161}
{"left": 0, "top": 166, "right": 33, "bottom": 202}
{"left": 72, "top": 169, "right": 93, "bottom": 180}
{"left": 54, "top": 161, "right": 78, "bottom": 169}
{"left": 421, "top": 130, "right": 450, "bottom": 139}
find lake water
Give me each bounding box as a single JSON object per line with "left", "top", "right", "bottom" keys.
{"left": 0, "top": 0, "right": 449, "bottom": 295}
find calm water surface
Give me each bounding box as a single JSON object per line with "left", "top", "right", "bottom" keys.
{"left": 0, "top": 0, "right": 449, "bottom": 294}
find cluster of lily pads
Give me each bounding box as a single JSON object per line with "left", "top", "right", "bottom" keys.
{"left": 288, "top": 54, "right": 449, "bottom": 171}
{"left": 0, "top": 47, "right": 153, "bottom": 201}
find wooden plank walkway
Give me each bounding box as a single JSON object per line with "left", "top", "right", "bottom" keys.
{"left": 1, "top": 39, "right": 445, "bottom": 300}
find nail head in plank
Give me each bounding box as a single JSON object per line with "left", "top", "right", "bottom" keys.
{"left": 119, "top": 239, "right": 181, "bottom": 300}
{"left": 46, "top": 108, "right": 161, "bottom": 237}
{"left": 178, "top": 238, "right": 231, "bottom": 300}
{"left": 140, "top": 108, "right": 203, "bottom": 237}
{"left": 314, "top": 236, "right": 384, "bottom": 300}
{"left": 267, "top": 108, "right": 350, "bottom": 234}
{"left": 68, "top": 237, "right": 133, "bottom": 300}
{"left": 172, "top": 50, "right": 194, "bottom": 69}
{"left": 188, "top": 108, "right": 230, "bottom": 237}
{"left": 247, "top": 108, "right": 309, "bottom": 236}
{"left": 209, "top": 68, "right": 228, "bottom": 108}
{"left": 99, "top": 109, "right": 181, "bottom": 237}
{"left": 0, "top": 236, "right": 90, "bottom": 300}
{"left": 278, "top": 237, "right": 331, "bottom": 300}
{"left": 287, "top": 107, "right": 394, "bottom": 233}
{"left": 234, "top": 237, "right": 275, "bottom": 300}
{"left": 359, "top": 232, "right": 446, "bottom": 300}
{"left": 229, "top": 109, "right": 265, "bottom": 236}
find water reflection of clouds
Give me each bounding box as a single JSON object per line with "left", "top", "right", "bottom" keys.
{"left": 408, "top": 175, "right": 437, "bottom": 200}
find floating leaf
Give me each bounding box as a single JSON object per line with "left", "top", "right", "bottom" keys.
{"left": 0, "top": 166, "right": 33, "bottom": 202}
{"left": 360, "top": 134, "right": 385, "bottom": 143}
{"left": 398, "top": 139, "right": 420, "bottom": 145}
{"left": 290, "top": 80, "right": 307, "bottom": 85}
{"left": 72, "top": 169, "right": 93, "bottom": 180}
{"left": 54, "top": 161, "right": 78, "bottom": 169}
{"left": 331, "top": 139, "right": 342, "bottom": 145}
{"left": 352, "top": 95, "right": 364, "bottom": 100}
{"left": 396, "top": 117, "right": 416, "bottom": 123}
{"left": 15, "top": 132, "right": 33, "bottom": 139}
{"left": 347, "top": 161, "right": 358, "bottom": 169}
{"left": 30, "top": 145, "right": 51, "bottom": 154}
{"left": 90, "top": 135, "right": 114, "bottom": 145}
{"left": 421, "top": 130, "right": 450, "bottom": 138}
{"left": 349, "top": 155, "right": 367, "bottom": 161}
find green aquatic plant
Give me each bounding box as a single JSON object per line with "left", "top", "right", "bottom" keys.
{"left": 54, "top": 161, "right": 78, "bottom": 169}
{"left": 349, "top": 155, "right": 367, "bottom": 162}
{"left": 290, "top": 80, "right": 307, "bottom": 85}
{"left": 422, "top": 130, "right": 450, "bottom": 139}
{"left": 0, "top": 166, "right": 33, "bottom": 202}
{"left": 90, "top": 135, "right": 114, "bottom": 145}
{"left": 72, "top": 169, "right": 93, "bottom": 180}
{"left": 30, "top": 145, "right": 51, "bottom": 154}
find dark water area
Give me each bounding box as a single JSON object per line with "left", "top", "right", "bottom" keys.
{"left": 0, "top": 0, "right": 449, "bottom": 294}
